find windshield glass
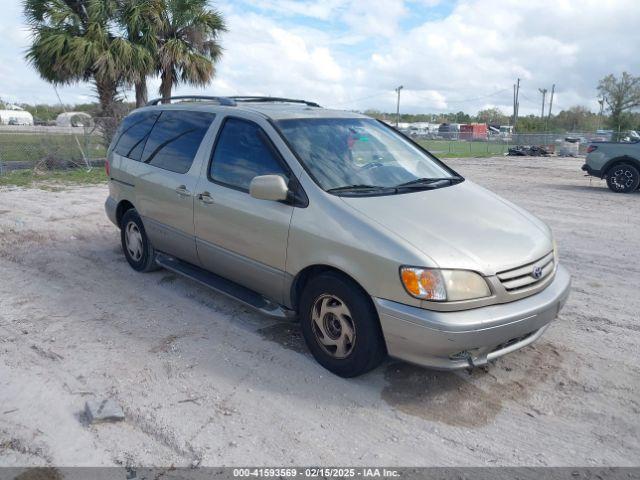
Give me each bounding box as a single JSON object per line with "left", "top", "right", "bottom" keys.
{"left": 276, "top": 118, "right": 455, "bottom": 192}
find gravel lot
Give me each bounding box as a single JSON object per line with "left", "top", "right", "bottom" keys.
{"left": 0, "top": 156, "right": 638, "bottom": 467}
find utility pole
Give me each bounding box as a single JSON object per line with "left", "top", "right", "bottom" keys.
{"left": 513, "top": 78, "right": 520, "bottom": 132}
{"left": 513, "top": 84, "right": 516, "bottom": 126}
{"left": 546, "top": 84, "right": 555, "bottom": 131}
{"left": 395, "top": 85, "right": 404, "bottom": 128}
{"left": 597, "top": 97, "right": 605, "bottom": 131}
{"left": 538, "top": 88, "right": 548, "bottom": 119}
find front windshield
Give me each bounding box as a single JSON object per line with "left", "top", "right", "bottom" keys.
{"left": 276, "top": 118, "right": 455, "bottom": 192}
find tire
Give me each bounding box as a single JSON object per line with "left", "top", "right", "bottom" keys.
{"left": 606, "top": 163, "right": 640, "bottom": 193}
{"left": 120, "top": 209, "right": 158, "bottom": 272}
{"left": 299, "top": 272, "right": 386, "bottom": 377}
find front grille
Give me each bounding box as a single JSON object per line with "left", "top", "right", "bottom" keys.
{"left": 497, "top": 251, "right": 555, "bottom": 293}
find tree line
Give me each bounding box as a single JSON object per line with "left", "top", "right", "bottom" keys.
{"left": 365, "top": 106, "right": 639, "bottom": 134}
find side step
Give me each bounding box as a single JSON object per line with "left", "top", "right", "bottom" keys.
{"left": 155, "top": 253, "right": 295, "bottom": 321}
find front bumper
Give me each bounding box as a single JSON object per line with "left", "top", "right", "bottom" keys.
{"left": 374, "top": 265, "right": 571, "bottom": 370}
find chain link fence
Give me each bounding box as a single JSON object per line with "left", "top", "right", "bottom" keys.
{"left": 412, "top": 132, "right": 601, "bottom": 157}
{"left": 0, "top": 117, "right": 115, "bottom": 176}
{"left": 411, "top": 132, "right": 597, "bottom": 157}
{"left": 0, "top": 122, "right": 608, "bottom": 177}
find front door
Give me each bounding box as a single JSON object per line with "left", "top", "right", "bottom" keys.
{"left": 194, "top": 116, "right": 294, "bottom": 303}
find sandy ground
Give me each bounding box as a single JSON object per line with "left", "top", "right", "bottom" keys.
{"left": 0, "top": 156, "right": 638, "bottom": 467}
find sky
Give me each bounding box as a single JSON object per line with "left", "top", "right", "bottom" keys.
{"left": 1, "top": 0, "right": 639, "bottom": 116}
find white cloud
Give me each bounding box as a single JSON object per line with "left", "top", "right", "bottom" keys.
{"left": 341, "top": 0, "right": 408, "bottom": 38}
{"left": 236, "top": 0, "right": 347, "bottom": 20}
{"left": 357, "top": 0, "right": 640, "bottom": 113}
{"left": 1, "top": 0, "right": 639, "bottom": 116}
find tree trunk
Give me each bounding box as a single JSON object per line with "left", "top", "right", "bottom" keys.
{"left": 95, "top": 78, "right": 118, "bottom": 118}
{"left": 95, "top": 78, "right": 119, "bottom": 146}
{"left": 135, "top": 80, "right": 148, "bottom": 108}
{"left": 160, "top": 69, "right": 173, "bottom": 104}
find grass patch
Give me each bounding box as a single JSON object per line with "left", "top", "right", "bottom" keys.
{"left": 0, "top": 132, "right": 106, "bottom": 162}
{"left": 0, "top": 167, "right": 107, "bottom": 188}
{"left": 417, "top": 139, "right": 509, "bottom": 158}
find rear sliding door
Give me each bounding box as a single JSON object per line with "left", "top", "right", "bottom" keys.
{"left": 130, "top": 110, "right": 216, "bottom": 264}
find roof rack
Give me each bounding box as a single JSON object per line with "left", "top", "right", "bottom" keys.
{"left": 229, "top": 96, "right": 321, "bottom": 108}
{"left": 146, "top": 96, "right": 236, "bottom": 106}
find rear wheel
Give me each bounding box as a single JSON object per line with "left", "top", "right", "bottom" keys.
{"left": 120, "top": 209, "right": 158, "bottom": 272}
{"left": 299, "top": 272, "right": 386, "bottom": 377}
{"left": 606, "top": 163, "right": 640, "bottom": 193}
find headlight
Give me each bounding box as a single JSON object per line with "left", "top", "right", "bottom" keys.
{"left": 400, "top": 267, "right": 491, "bottom": 302}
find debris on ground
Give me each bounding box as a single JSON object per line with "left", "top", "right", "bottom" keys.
{"left": 507, "top": 145, "right": 551, "bottom": 156}
{"left": 84, "top": 399, "right": 125, "bottom": 424}
{"left": 30, "top": 345, "right": 63, "bottom": 361}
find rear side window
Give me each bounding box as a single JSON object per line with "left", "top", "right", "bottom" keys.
{"left": 142, "top": 111, "right": 216, "bottom": 174}
{"left": 113, "top": 111, "right": 160, "bottom": 161}
{"left": 209, "top": 118, "right": 288, "bottom": 191}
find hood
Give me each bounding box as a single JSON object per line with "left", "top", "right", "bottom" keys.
{"left": 340, "top": 181, "right": 552, "bottom": 275}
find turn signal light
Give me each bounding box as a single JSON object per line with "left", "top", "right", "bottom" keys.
{"left": 400, "top": 268, "right": 446, "bottom": 301}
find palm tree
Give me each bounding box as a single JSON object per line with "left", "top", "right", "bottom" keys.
{"left": 118, "top": 0, "right": 160, "bottom": 107}
{"left": 155, "top": 0, "right": 226, "bottom": 103}
{"left": 24, "top": 0, "right": 114, "bottom": 115}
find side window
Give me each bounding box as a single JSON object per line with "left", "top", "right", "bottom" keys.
{"left": 142, "top": 111, "right": 215, "bottom": 174}
{"left": 113, "top": 111, "right": 160, "bottom": 161}
{"left": 210, "top": 118, "right": 288, "bottom": 191}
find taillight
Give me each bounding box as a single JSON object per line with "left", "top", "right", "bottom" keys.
{"left": 105, "top": 158, "right": 110, "bottom": 176}
{"left": 586, "top": 145, "right": 597, "bottom": 153}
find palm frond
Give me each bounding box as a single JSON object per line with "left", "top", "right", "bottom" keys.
{"left": 155, "top": 0, "right": 225, "bottom": 93}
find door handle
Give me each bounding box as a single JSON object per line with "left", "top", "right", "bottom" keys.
{"left": 198, "top": 191, "right": 215, "bottom": 204}
{"left": 175, "top": 185, "right": 191, "bottom": 197}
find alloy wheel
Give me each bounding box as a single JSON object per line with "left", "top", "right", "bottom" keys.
{"left": 125, "top": 221, "right": 144, "bottom": 262}
{"left": 611, "top": 167, "right": 636, "bottom": 191}
{"left": 310, "top": 294, "right": 356, "bottom": 359}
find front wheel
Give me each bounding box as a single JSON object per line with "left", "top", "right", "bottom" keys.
{"left": 299, "top": 272, "right": 386, "bottom": 377}
{"left": 606, "top": 163, "right": 640, "bottom": 193}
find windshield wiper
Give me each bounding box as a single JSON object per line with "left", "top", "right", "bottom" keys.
{"left": 327, "top": 184, "right": 388, "bottom": 193}
{"left": 394, "top": 176, "right": 463, "bottom": 189}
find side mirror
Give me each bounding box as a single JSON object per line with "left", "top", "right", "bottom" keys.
{"left": 249, "top": 175, "right": 289, "bottom": 202}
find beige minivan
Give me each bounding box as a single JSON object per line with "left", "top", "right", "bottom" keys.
{"left": 105, "top": 96, "right": 571, "bottom": 377}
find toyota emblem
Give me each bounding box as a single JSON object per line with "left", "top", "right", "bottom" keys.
{"left": 532, "top": 266, "right": 543, "bottom": 279}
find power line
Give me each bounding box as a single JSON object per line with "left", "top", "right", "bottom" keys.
{"left": 333, "top": 92, "right": 392, "bottom": 106}
{"left": 444, "top": 87, "right": 511, "bottom": 104}
{"left": 336, "top": 87, "right": 512, "bottom": 108}
{"left": 409, "top": 87, "right": 511, "bottom": 105}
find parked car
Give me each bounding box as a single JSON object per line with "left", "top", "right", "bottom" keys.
{"left": 621, "top": 130, "right": 640, "bottom": 143}
{"left": 437, "top": 122, "right": 460, "bottom": 140}
{"left": 105, "top": 96, "right": 571, "bottom": 377}
{"left": 583, "top": 140, "right": 640, "bottom": 193}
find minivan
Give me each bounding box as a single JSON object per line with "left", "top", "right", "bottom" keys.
{"left": 105, "top": 96, "right": 571, "bottom": 377}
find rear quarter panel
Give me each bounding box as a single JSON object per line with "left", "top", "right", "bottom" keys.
{"left": 587, "top": 142, "right": 640, "bottom": 173}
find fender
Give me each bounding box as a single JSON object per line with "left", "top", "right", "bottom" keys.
{"left": 600, "top": 156, "right": 640, "bottom": 179}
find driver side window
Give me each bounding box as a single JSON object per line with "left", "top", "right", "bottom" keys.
{"left": 209, "top": 118, "right": 288, "bottom": 191}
